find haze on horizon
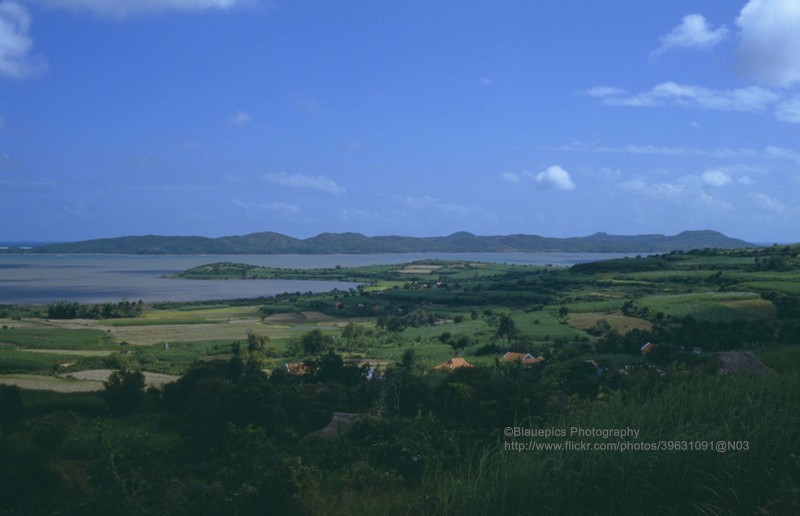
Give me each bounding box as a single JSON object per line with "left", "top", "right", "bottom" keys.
{"left": 2, "top": 0, "right": 800, "bottom": 244}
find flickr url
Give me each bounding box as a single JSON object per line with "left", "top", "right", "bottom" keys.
{"left": 503, "top": 440, "right": 750, "bottom": 453}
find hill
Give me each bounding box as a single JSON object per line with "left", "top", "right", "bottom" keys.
{"left": 21, "top": 230, "right": 753, "bottom": 254}
{"left": 24, "top": 229, "right": 753, "bottom": 255}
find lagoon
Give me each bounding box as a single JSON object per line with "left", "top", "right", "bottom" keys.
{"left": 0, "top": 252, "right": 635, "bottom": 304}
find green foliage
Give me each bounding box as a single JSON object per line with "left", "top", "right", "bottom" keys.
{"left": 0, "top": 384, "right": 23, "bottom": 428}
{"left": 47, "top": 300, "right": 143, "bottom": 320}
{"left": 102, "top": 369, "right": 146, "bottom": 416}
{"left": 5, "top": 245, "right": 800, "bottom": 513}
{"left": 427, "top": 372, "right": 800, "bottom": 515}
{"left": 301, "top": 329, "right": 334, "bottom": 356}
{"left": 0, "top": 328, "right": 113, "bottom": 350}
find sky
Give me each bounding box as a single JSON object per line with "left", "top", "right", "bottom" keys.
{"left": 1, "top": 0, "right": 800, "bottom": 244}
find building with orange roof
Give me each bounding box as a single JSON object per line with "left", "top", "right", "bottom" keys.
{"left": 501, "top": 351, "right": 544, "bottom": 365}
{"left": 433, "top": 357, "right": 474, "bottom": 370}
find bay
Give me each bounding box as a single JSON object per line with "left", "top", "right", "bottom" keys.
{"left": 0, "top": 252, "right": 635, "bottom": 304}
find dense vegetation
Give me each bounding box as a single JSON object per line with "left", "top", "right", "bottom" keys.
{"left": 1, "top": 244, "right": 799, "bottom": 514}
{"left": 11, "top": 229, "right": 752, "bottom": 254}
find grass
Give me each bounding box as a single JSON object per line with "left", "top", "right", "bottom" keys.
{"left": 638, "top": 292, "right": 776, "bottom": 321}
{"left": 0, "top": 373, "right": 104, "bottom": 392}
{"left": 0, "top": 328, "right": 114, "bottom": 350}
{"left": 426, "top": 372, "right": 800, "bottom": 515}
{"left": 569, "top": 312, "right": 652, "bottom": 334}
{"left": 19, "top": 388, "right": 105, "bottom": 415}
{"left": 0, "top": 349, "right": 78, "bottom": 373}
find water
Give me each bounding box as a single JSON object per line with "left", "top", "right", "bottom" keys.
{"left": 0, "top": 252, "right": 634, "bottom": 304}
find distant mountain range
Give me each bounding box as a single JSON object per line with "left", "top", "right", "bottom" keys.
{"left": 15, "top": 230, "right": 755, "bottom": 255}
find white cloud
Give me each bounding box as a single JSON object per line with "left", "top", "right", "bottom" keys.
{"left": 764, "top": 145, "right": 800, "bottom": 163}
{"left": 653, "top": 14, "right": 728, "bottom": 56}
{"left": 548, "top": 142, "right": 757, "bottom": 159}
{"left": 232, "top": 199, "right": 300, "bottom": 215}
{"left": 649, "top": 182, "right": 684, "bottom": 199}
{"left": 534, "top": 165, "right": 575, "bottom": 190}
{"left": 28, "top": 0, "right": 267, "bottom": 17}
{"left": 584, "top": 86, "right": 626, "bottom": 98}
{"left": 501, "top": 172, "right": 521, "bottom": 183}
{"left": 596, "top": 81, "right": 780, "bottom": 112}
{"left": 339, "top": 208, "right": 379, "bottom": 222}
{"left": 226, "top": 111, "right": 252, "bottom": 127}
{"left": 736, "top": 0, "right": 800, "bottom": 87}
{"left": 621, "top": 179, "right": 684, "bottom": 200}
{"left": 775, "top": 94, "right": 800, "bottom": 123}
{"left": 699, "top": 192, "right": 733, "bottom": 212}
{"left": 700, "top": 169, "right": 732, "bottom": 188}
{"left": 750, "top": 191, "right": 787, "bottom": 212}
{"left": 0, "top": 1, "right": 46, "bottom": 78}
{"left": 263, "top": 172, "right": 345, "bottom": 194}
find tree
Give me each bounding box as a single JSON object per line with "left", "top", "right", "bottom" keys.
{"left": 496, "top": 314, "right": 518, "bottom": 341}
{"left": 246, "top": 332, "right": 269, "bottom": 352}
{"left": 0, "top": 384, "right": 23, "bottom": 433}
{"left": 102, "top": 369, "right": 146, "bottom": 416}
{"left": 301, "top": 329, "right": 331, "bottom": 356}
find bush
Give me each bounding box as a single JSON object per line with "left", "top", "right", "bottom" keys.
{"left": 102, "top": 370, "right": 146, "bottom": 416}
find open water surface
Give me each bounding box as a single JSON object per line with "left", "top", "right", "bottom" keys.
{"left": 0, "top": 252, "right": 634, "bottom": 304}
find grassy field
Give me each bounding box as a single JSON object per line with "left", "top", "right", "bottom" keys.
{"left": 2, "top": 251, "right": 800, "bottom": 514}
{"left": 638, "top": 291, "right": 776, "bottom": 321}
{"left": 569, "top": 311, "right": 652, "bottom": 334}
{"left": 1, "top": 250, "right": 798, "bottom": 391}
{"left": 426, "top": 371, "right": 800, "bottom": 515}
{"left": 0, "top": 327, "right": 114, "bottom": 350}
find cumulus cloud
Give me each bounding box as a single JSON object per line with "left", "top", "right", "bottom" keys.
{"left": 534, "top": 165, "right": 575, "bottom": 190}
{"left": 699, "top": 192, "right": 733, "bottom": 212}
{"left": 736, "top": 0, "right": 800, "bottom": 87}
{"left": 653, "top": 14, "right": 728, "bottom": 56}
{"left": 701, "top": 169, "right": 732, "bottom": 188}
{"left": 591, "top": 81, "right": 780, "bottom": 112}
{"left": 0, "top": 1, "right": 46, "bottom": 78}
{"left": 263, "top": 172, "right": 345, "bottom": 194}
{"left": 764, "top": 145, "right": 800, "bottom": 163}
{"left": 621, "top": 179, "right": 684, "bottom": 199}
{"left": 28, "top": 0, "right": 266, "bottom": 17}
{"left": 775, "top": 94, "right": 800, "bottom": 123}
{"left": 226, "top": 111, "right": 252, "bottom": 127}
{"left": 501, "top": 172, "right": 521, "bottom": 183}
{"left": 750, "top": 191, "right": 787, "bottom": 212}
{"left": 585, "top": 86, "right": 627, "bottom": 98}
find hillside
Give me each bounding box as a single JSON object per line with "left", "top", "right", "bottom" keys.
{"left": 24, "top": 229, "right": 753, "bottom": 255}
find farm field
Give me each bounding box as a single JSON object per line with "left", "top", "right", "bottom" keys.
{"left": 1, "top": 246, "right": 800, "bottom": 514}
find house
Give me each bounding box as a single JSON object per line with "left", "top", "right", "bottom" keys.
{"left": 640, "top": 342, "right": 655, "bottom": 354}
{"left": 501, "top": 351, "right": 544, "bottom": 365}
{"left": 285, "top": 362, "right": 311, "bottom": 375}
{"left": 433, "top": 357, "right": 474, "bottom": 370}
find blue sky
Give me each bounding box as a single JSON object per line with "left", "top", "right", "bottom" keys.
{"left": 1, "top": 0, "right": 800, "bottom": 243}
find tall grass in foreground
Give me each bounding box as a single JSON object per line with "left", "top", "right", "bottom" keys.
{"left": 425, "top": 373, "right": 800, "bottom": 515}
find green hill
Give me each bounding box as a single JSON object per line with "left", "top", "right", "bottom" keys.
{"left": 25, "top": 229, "right": 754, "bottom": 255}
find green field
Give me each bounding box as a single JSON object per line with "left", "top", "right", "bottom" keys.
{"left": 2, "top": 249, "right": 800, "bottom": 514}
